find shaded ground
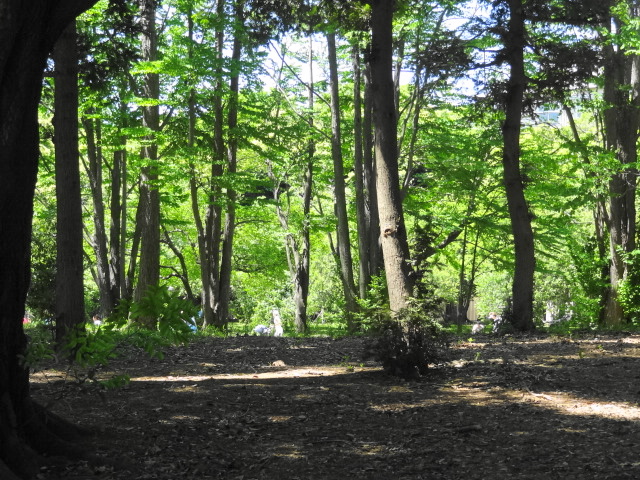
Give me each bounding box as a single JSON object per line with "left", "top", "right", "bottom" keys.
{"left": 31, "top": 332, "right": 640, "bottom": 479}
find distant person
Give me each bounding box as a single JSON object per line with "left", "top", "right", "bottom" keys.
{"left": 253, "top": 324, "right": 271, "bottom": 336}
{"left": 489, "top": 312, "right": 504, "bottom": 333}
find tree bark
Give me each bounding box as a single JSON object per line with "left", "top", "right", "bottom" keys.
{"left": 292, "top": 36, "right": 315, "bottom": 334}
{"left": 0, "top": 2, "right": 100, "bottom": 477}
{"left": 83, "top": 115, "right": 117, "bottom": 317}
{"left": 199, "top": 0, "right": 226, "bottom": 328}
{"left": 54, "top": 20, "right": 86, "bottom": 347}
{"left": 112, "top": 136, "right": 128, "bottom": 301}
{"left": 352, "top": 44, "right": 371, "bottom": 300}
{"left": 369, "top": 0, "right": 414, "bottom": 312}
{"left": 501, "top": 0, "right": 535, "bottom": 332}
{"left": 601, "top": 6, "right": 640, "bottom": 325}
{"left": 363, "top": 54, "right": 381, "bottom": 281}
{"left": 327, "top": 31, "right": 358, "bottom": 325}
{"left": 134, "top": 0, "right": 161, "bottom": 326}
{"left": 217, "top": 0, "right": 243, "bottom": 325}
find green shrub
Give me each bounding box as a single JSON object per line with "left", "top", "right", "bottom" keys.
{"left": 619, "top": 250, "right": 640, "bottom": 324}
{"left": 364, "top": 299, "right": 449, "bottom": 379}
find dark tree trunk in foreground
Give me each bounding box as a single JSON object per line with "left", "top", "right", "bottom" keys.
{"left": 369, "top": 0, "right": 414, "bottom": 312}
{"left": 501, "top": 0, "right": 535, "bottom": 332}
{"left": 54, "top": 20, "right": 86, "bottom": 348}
{"left": 0, "top": 3, "right": 100, "bottom": 478}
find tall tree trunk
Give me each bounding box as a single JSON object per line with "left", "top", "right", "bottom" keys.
{"left": 217, "top": 0, "right": 243, "bottom": 325}
{"left": 369, "top": 0, "right": 414, "bottom": 312}
{"left": 327, "top": 31, "right": 358, "bottom": 326}
{"left": 200, "top": 0, "right": 226, "bottom": 328}
{"left": 292, "top": 36, "right": 315, "bottom": 334}
{"left": 111, "top": 136, "right": 127, "bottom": 302}
{"left": 0, "top": 2, "right": 99, "bottom": 477}
{"left": 54, "top": 20, "right": 86, "bottom": 348}
{"left": 501, "top": 0, "right": 535, "bottom": 331}
{"left": 352, "top": 44, "right": 371, "bottom": 300}
{"left": 134, "top": 0, "right": 161, "bottom": 325}
{"left": 363, "top": 54, "right": 381, "bottom": 280}
{"left": 601, "top": 6, "right": 640, "bottom": 325}
{"left": 83, "top": 115, "right": 117, "bottom": 317}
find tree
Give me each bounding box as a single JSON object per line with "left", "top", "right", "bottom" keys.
{"left": 0, "top": 2, "right": 100, "bottom": 477}
{"left": 286, "top": 35, "right": 315, "bottom": 333}
{"left": 134, "top": 0, "right": 161, "bottom": 325}
{"left": 499, "top": 0, "right": 536, "bottom": 331}
{"left": 369, "top": 0, "right": 414, "bottom": 312}
{"left": 78, "top": 1, "right": 140, "bottom": 313}
{"left": 53, "top": 19, "right": 87, "bottom": 347}
{"left": 327, "top": 30, "right": 359, "bottom": 326}
{"left": 600, "top": 0, "right": 640, "bottom": 325}
{"left": 352, "top": 43, "right": 374, "bottom": 300}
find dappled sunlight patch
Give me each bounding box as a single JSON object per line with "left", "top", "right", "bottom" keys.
{"left": 166, "top": 383, "right": 202, "bottom": 393}
{"left": 30, "top": 370, "right": 68, "bottom": 383}
{"left": 131, "top": 374, "right": 212, "bottom": 382}
{"left": 268, "top": 415, "right": 293, "bottom": 423}
{"left": 357, "top": 443, "right": 386, "bottom": 456}
{"left": 272, "top": 444, "right": 306, "bottom": 459}
{"left": 293, "top": 393, "right": 315, "bottom": 401}
{"left": 387, "top": 385, "right": 413, "bottom": 393}
{"left": 558, "top": 427, "right": 590, "bottom": 434}
{"left": 445, "top": 379, "right": 640, "bottom": 422}
{"left": 200, "top": 362, "right": 222, "bottom": 369}
{"left": 524, "top": 390, "right": 640, "bottom": 421}
{"left": 168, "top": 414, "right": 202, "bottom": 423}
{"left": 129, "top": 366, "right": 376, "bottom": 384}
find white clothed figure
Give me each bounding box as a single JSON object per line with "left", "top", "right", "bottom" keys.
{"left": 254, "top": 324, "right": 271, "bottom": 335}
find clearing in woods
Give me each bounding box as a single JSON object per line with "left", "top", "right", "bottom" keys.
{"left": 31, "top": 333, "right": 640, "bottom": 479}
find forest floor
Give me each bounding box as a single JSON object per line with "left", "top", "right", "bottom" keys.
{"left": 30, "top": 331, "right": 640, "bottom": 479}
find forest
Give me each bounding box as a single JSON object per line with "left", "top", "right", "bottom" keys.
{"left": 1, "top": 0, "right": 640, "bottom": 478}
{"left": 22, "top": 0, "right": 640, "bottom": 337}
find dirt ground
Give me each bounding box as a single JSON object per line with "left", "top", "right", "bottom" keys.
{"left": 30, "top": 332, "right": 640, "bottom": 479}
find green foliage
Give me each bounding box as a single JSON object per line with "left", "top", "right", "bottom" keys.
{"left": 28, "top": 184, "right": 57, "bottom": 321}
{"left": 618, "top": 250, "right": 640, "bottom": 324}
{"left": 19, "top": 322, "right": 55, "bottom": 371}
{"left": 545, "top": 315, "right": 598, "bottom": 335}
{"left": 66, "top": 326, "right": 118, "bottom": 368}
{"left": 356, "top": 274, "right": 389, "bottom": 330}
{"left": 34, "top": 0, "right": 630, "bottom": 352}
{"left": 114, "top": 285, "right": 198, "bottom": 347}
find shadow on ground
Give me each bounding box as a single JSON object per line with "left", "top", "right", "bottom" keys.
{"left": 31, "top": 334, "right": 640, "bottom": 479}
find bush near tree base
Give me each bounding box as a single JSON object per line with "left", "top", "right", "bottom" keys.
{"left": 364, "top": 300, "right": 449, "bottom": 379}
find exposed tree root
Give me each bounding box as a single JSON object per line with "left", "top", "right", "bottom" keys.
{"left": 0, "top": 459, "right": 22, "bottom": 480}
{"left": 2, "top": 398, "right": 135, "bottom": 479}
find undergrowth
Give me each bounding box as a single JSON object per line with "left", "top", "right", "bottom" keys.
{"left": 363, "top": 299, "right": 450, "bottom": 379}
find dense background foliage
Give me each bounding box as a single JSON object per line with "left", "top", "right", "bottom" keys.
{"left": 28, "top": 0, "right": 640, "bottom": 336}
